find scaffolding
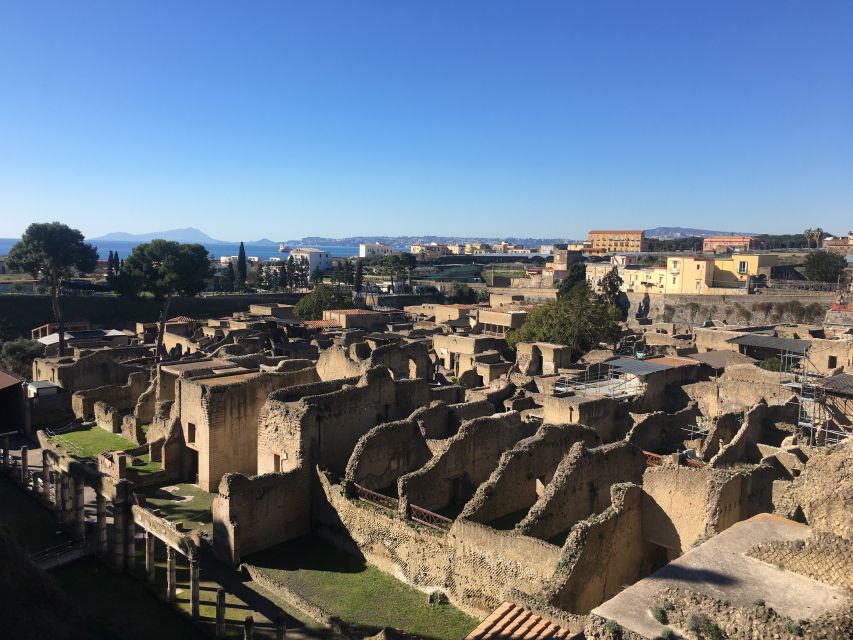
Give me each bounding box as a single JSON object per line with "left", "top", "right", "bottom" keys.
{"left": 552, "top": 363, "right": 644, "bottom": 399}
{"left": 780, "top": 349, "right": 849, "bottom": 447}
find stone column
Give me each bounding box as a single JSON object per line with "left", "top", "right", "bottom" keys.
{"left": 243, "top": 616, "right": 254, "bottom": 640}
{"left": 97, "top": 494, "right": 108, "bottom": 555}
{"left": 190, "top": 554, "right": 200, "bottom": 619}
{"left": 145, "top": 532, "right": 156, "bottom": 582}
{"left": 61, "top": 473, "right": 72, "bottom": 524}
{"left": 20, "top": 446, "right": 28, "bottom": 487}
{"left": 215, "top": 588, "right": 226, "bottom": 638}
{"left": 275, "top": 614, "right": 287, "bottom": 640}
{"left": 166, "top": 547, "right": 176, "bottom": 602}
{"left": 1, "top": 434, "right": 9, "bottom": 468}
{"left": 42, "top": 451, "right": 52, "bottom": 500}
{"left": 75, "top": 479, "right": 86, "bottom": 539}
{"left": 125, "top": 514, "right": 136, "bottom": 569}
{"left": 113, "top": 503, "right": 125, "bottom": 571}
{"left": 52, "top": 471, "right": 62, "bottom": 516}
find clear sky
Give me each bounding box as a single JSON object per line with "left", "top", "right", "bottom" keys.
{"left": 1, "top": 1, "right": 851, "bottom": 241}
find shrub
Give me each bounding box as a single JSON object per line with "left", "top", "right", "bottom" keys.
{"left": 650, "top": 605, "right": 668, "bottom": 624}
{"left": 753, "top": 599, "right": 766, "bottom": 607}
{"left": 688, "top": 614, "right": 724, "bottom": 640}
{"left": 656, "top": 630, "right": 675, "bottom": 640}
{"left": 785, "top": 620, "right": 804, "bottom": 636}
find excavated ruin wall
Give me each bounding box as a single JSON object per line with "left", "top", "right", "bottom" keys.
{"left": 72, "top": 371, "right": 150, "bottom": 420}
{"left": 344, "top": 418, "right": 432, "bottom": 491}
{"left": 626, "top": 404, "right": 701, "bottom": 454}
{"left": 315, "top": 472, "right": 561, "bottom": 618}
{"left": 461, "top": 424, "right": 600, "bottom": 525}
{"left": 541, "top": 483, "right": 650, "bottom": 614}
{"left": 517, "top": 441, "right": 646, "bottom": 543}
{"left": 212, "top": 469, "right": 311, "bottom": 565}
{"left": 398, "top": 412, "right": 536, "bottom": 513}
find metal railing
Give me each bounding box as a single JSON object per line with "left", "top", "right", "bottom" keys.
{"left": 352, "top": 483, "right": 397, "bottom": 512}
{"left": 410, "top": 504, "right": 453, "bottom": 532}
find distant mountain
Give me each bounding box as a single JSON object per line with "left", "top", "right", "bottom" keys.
{"left": 645, "top": 227, "right": 758, "bottom": 240}
{"left": 88, "top": 227, "right": 224, "bottom": 243}
{"left": 250, "top": 238, "right": 278, "bottom": 246}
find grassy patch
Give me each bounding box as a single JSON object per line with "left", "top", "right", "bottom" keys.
{"left": 0, "top": 475, "right": 67, "bottom": 549}
{"left": 136, "top": 483, "right": 214, "bottom": 534}
{"left": 51, "top": 427, "right": 135, "bottom": 459}
{"left": 52, "top": 558, "right": 208, "bottom": 640}
{"left": 246, "top": 536, "right": 478, "bottom": 640}
{"left": 130, "top": 453, "right": 162, "bottom": 475}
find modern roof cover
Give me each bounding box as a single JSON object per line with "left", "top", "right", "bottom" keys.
{"left": 0, "top": 370, "right": 22, "bottom": 390}
{"left": 727, "top": 334, "right": 812, "bottom": 353}
{"left": 603, "top": 357, "right": 673, "bottom": 376}
{"left": 688, "top": 350, "right": 757, "bottom": 370}
{"left": 820, "top": 373, "right": 853, "bottom": 397}
{"left": 37, "top": 329, "right": 127, "bottom": 345}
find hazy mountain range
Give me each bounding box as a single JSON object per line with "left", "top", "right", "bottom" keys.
{"left": 81, "top": 226, "right": 758, "bottom": 246}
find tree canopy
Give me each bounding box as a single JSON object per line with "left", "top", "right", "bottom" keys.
{"left": 293, "top": 284, "right": 353, "bottom": 320}
{"left": 7, "top": 222, "right": 98, "bottom": 356}
{"left": 556, "top": 263, "right": 587, "bottom": 299}
{"left": 506, "top": 282, "right": 621, "bottom": 361}
{"left": 804, "top": 250, "right": 847, "bottom": 283}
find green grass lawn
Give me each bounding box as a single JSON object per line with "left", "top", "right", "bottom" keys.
{"left": 136, "top": 483, "right": 214, "bottom": 534}
{"left": 246, "top": 536, "right": 478, "bottom": 640}
{"left": 51, "top": 427, "right": 136, "bottom": 459}
{"left": 129, "top": 453, "right": 163, "bottom": 475}
{"left": 0, "top": 475, "right": 67, "bottom": 549}
{"left": 52, "top": 558, "right": 209, "bottom": 640}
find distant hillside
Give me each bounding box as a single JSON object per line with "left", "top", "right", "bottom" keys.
{"left": 250, "top": 238, "right": 278, "bottom": 245}
{"left": 88, "top": 227, "right": 224, "bottom": 243}
{"left": 645, "top": 227, "right": 758, "bottom": 240}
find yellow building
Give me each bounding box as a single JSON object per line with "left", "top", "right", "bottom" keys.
{"left": 712, "top": 254, "right": 777, "bottom": 287}
{"left": 664, "top": 257, "right": 714, "bottom": 294}
{"left": 587, "top": 230, "right": 647, "bottom": 254}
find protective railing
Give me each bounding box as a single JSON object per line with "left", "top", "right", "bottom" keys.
{"left": 409, "top": 504, "right": 453, "bottom": 532}
{"left": 352, "top": 482, "right": 397, "bottom": 512}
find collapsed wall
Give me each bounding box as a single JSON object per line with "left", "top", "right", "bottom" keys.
{"left": 71, "top": 370, "right": 150, "bottom": 421}
{"left": 626, "top": 403, "right": 701, "bottom": 454}
{"left": 344, "top": 419, "right": 432, "bottom": 491}
{"left": 516, "top": 441, "right": 646, "bottom": 544}
{"left": 315, "top": 470, "right": 562, "bottom": 618}
{"left": 460, "top": 424, "right": 600, "bottom": 528}
{"left": 710, "top": 400, "right": 796, "bottom": 467}
{"left": 398, "top": 412, "right": 537, "bottom": 516}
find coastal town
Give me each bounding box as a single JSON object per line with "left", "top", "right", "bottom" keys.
{"left": 1, "top": 224, "right": 851, "bottom": 640}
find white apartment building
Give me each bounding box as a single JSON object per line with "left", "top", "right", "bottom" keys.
{"left": 290, "top": 248, "right": 333, "bottom": 276}
{"left": 359, "top": 242, "right": 395, "bottom": 259}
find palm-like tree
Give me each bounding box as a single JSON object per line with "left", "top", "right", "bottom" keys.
{"left": 803, "top": 228, "right": 814, "bottom": 249}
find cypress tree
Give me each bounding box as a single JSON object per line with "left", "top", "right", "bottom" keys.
{"left": 236, "top": 242, "right": 247, "bottom": 290}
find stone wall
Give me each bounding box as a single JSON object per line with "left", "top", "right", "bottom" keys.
{"left": 257, "top": 368, "right": 433, "bottom": 478}
{"left": 33, "top": 349, "right": 144, "bottom": 392}
{"left": 626, "top": 404, "right": 701, "bottom": 454}
{"left": 542, "top": 395, "right": 632, "bottom": 442}
{"left": 541, "top": 484, "right": 651, "bottom": 614}
{"left": 710, "top": 400, "right": 796, "bottom": 467}
{"left": 212, "top": 469, "right": 311, "bottom": 564}
{"left": 408, "top": 399, "right": 495, "bottom": 439}
{"left": 316, "top": 471, "right": 562, "bottom": 618}
{"left": 71, "top": 371, "right": 149, "bottom": 420}
{"left": 460, "top": 424, "right": 600, "bottom": 527}
{"left": 344, "top": 419, "right": 432, "bottom": 491}
{"left": 747, "top": 531, "right": 853, "bottom": 589}
{"left": 517, "top": 442, "right": 646, "bottom": 544}
{"left": 398, "top": 412, "right": 537, "bottom": 514}
{"left": 682, "top": 364, "right": 795, "bottom": 416}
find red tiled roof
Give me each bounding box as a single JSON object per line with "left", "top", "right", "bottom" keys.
{"left": 465, "top": 602, "right": 578, "bottom": 640}
{"left": 303, "top": 320, "right": 341, "bottom": 329}
{"left": 327, "top": 309, "right": 380, "bottom": 315}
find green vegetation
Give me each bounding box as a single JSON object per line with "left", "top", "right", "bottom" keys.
{"left": 0, "top": 476, "right": 66, "bottom": 549}
{"left": 246, "top": 536, "right": 478, "bottom": 639}
{"left": 753, "top": 599, "right": 766, "bottom": 607}
{"left": 556, "top": 262, "right": 587, "bottom": 298}
{"left": 804, "top": 250, "right": 848, "bottom": 283}
{"left": 112, "top": 240, "right": 213, "bottom": 357}
{"left": 130, "top": 453, "right": 162, "bottom": 475}
{"left": 293, "top": 284, "right": 353, "bottom": 320}
{"left": 688, "top": 613, "right": 724, "bottom": 640}
{"left": 6, "top": 221, "right": 98, "bottom": 356}
{"left": 0, "top": 337, "right": 44, "bottom": 379}
{"left": 51, "top": 428, "right": 136, "bottom": 459}
{"left": 650, "top": 604, "right": 669, "bottom": 624}
{"left": 136, "top": 483, "right": 214, "bottom": 534}
{"left": 507, "top": 282, "right": 621, "bottom": 359}
{"left": 53, "top": 558, "right": 208, "bottom": 640}
{"left": 785, "top": 620, "right": 804, "bottom": 636}
{"left": 656, "top": 629, "right": 675, "bottom": 640}
{"left": 758, "top": 356, "right": 783, "bottom": 372}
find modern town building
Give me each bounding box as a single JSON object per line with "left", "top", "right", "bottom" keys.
{"left": 290, "top": 248, "right": 332, "bottom": 276}
{"left": 586, "top": 230, "right": 647, "bottom": 254}
{"left": 359, "top": 242, "right": 395, "bottom": 259}
{"left": 702, "top": 235, "right": 758, "bottom": 253}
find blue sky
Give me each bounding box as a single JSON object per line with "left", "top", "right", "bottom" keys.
{"left": 1, "top": 1, "right": 851, "bottom": 241}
